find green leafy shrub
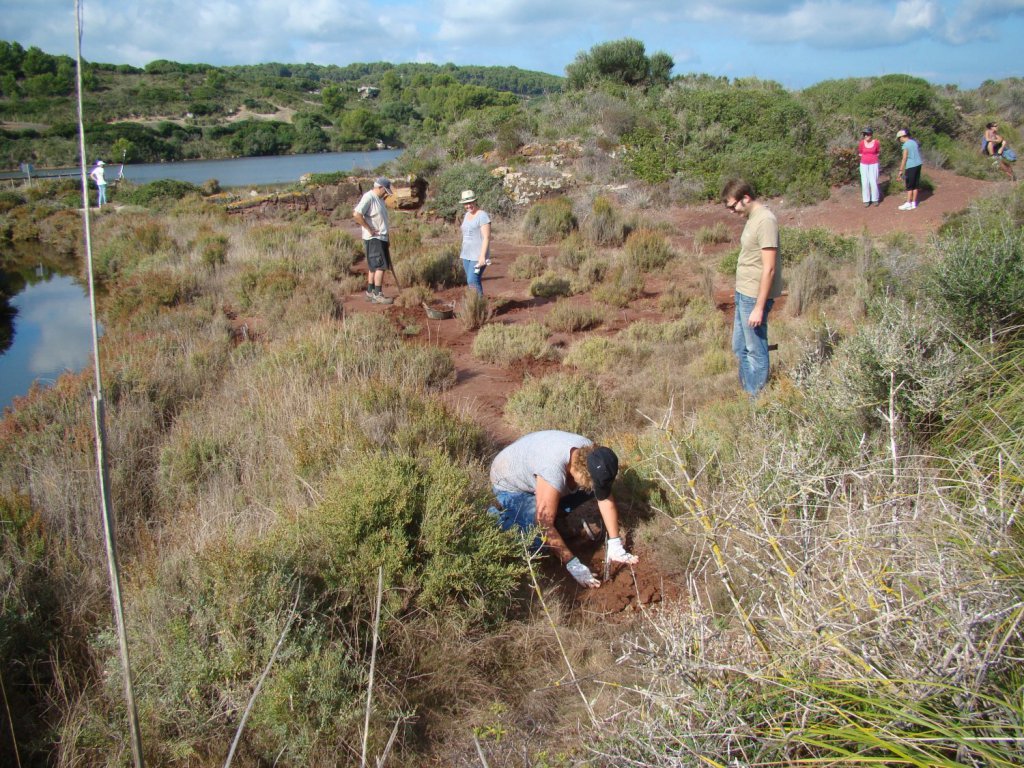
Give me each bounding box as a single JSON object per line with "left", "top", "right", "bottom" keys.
{"left": 781, "top": 227, "right": 857, "bottom": 265}
{"left": 472, "top": 322, "right": 553, "bottom": 365}
{"left": 118, "top": 179, "right": 201, "bottom": 206}
{"left": 430, "top": 161, "right": 509, "bottom": 221}
{"left": 529, "top": 272, "right": 572, "bottom": 299}
{"left": 0, "top": 190, "right": 25, "bottom": 213}
{"left": 508, "top": 252, "right": 546, "bottom": 280}
{"left": 521, "top": 196, "right": 577, "bottom": 244}
{"left": 624, "top": 228, "right": 674, "bottom": 271}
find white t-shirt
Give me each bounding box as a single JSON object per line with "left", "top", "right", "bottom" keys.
{"left": 353, "top": 190, "right": 388, "bottom": 241}
{"left": 490, "top": 430, "right": 591, "bottom": 494}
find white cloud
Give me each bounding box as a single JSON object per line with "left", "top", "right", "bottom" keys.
{"left": 944, "top": 0, "right": 1024, "bottom": 42}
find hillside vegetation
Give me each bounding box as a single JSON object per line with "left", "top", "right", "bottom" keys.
{"left": 1, "top": 37, "right": 1023, "bottom": 768}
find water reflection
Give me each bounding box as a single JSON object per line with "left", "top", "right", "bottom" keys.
{"left": 0, "top": 243, "right": 94, "bottom": 411}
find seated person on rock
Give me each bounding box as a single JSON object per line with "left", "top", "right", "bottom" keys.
{"left": 488, "top": 430, "right": 638, "bottom": 589}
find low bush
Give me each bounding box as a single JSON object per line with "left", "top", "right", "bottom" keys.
{"left": 544, "top": 300, "right": 605, "bottom": 333}
{"left": 472, "top": 322, "right": 553, "bottom": 366}
{"left": 103, "top": 268, "right": 200, "bottom": 323}
{"left": 521, "top": 196, "right": 577, "bottom": 244}
{"left": 693, "top": 222, "right": 730, "bottom": 247}
{"left": 528, "top": 272, "right": 572, "bottom": 299}
{"left": 787, "top": 251, "right": 836, "bottom": 316}
{"left": 555, "top": 231, "right": 593, "bottom": 271}
{"left": 504, "top": 373, "right": 630, "bottom": 435}
{"left": 195, "top": 229, "right": 228, "bottom": 269}
{"left": 781, "top": 226, "right": 857, "bottom": 265}
{"left": 926, "top": 220, "right": 1024, "bottom": 338}
{"left": 583, "top": 195, "right": 628, "bottom": 246}
{"left": 562, "top": 337, "right": 620, "bottom": 374}
{"left": 592, "top": 261, "right": 644, "bottom": 307}
{"left": 394, "top": 243, "right": 463, "bottom": 289}
{"left": 624, "top": 228, "right": 674, "bottom": 271}
{"left": 508, "top": 252, "right": 546, "bottom": 280}
{"left": 118, "top": 179, "right": 201, "bottom": 206}
{"left": 457, "top": 288, "right": 491, "bottom": 331}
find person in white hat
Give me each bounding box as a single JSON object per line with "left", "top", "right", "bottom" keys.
{"left": 458, "top": 189, "right": 491, "bottom": 295}
{"left": 89, "top": 160, "right": 107, "bottom": 207}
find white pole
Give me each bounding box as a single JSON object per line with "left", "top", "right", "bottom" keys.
{"left": 74, "top": 3, "right": 144, "bottom": 766}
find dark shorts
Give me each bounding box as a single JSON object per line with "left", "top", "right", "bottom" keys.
{"left": 904, "top": 165, "right": 921, "bottom": 191}
{"left": 365, "top": 238, "right": 390, "bottom": 271}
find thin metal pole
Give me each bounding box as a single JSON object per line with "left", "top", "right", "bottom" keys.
{"left": 74, "top": 3, "right": 144, "bottom": 766}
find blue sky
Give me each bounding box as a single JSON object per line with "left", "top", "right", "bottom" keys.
{"left": 1, "top": 0, "right": 1022, "bottom": 89}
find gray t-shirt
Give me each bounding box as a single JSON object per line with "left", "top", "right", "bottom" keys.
{"left": 490, "top": 430, "right": 591, "bottom": 495}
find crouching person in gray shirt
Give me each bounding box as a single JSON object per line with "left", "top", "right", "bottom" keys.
{"left": 489, "top": 430, "right": 638, "bottom": 588}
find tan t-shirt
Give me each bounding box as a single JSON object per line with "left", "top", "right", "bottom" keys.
{"left": 736, "top": 204, "right": 783, "bottom": 300}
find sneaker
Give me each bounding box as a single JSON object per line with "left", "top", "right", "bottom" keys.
{"left": 365, "top": 288, "right": 375, "bottom": 300}
{"left": 898, "top": 202, "right": 913, "bottom": 211}
{"left": 864, "top": 202, "right": 871, "bottom": 208}
{"left": 911, "top": 202, "right": 917, "bottom": 209}
{"left": 874, "top": 201, "right": 882, "bottom": 206}
{"left": 371, "top": 293, "right": 394, "bottom": 305}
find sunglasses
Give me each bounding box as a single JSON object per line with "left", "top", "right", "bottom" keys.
{"left": 724, "top": 199, "right": 743, "bottom": 211}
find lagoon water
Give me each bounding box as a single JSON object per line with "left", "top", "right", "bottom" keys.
{"left": 4, "top": 148, "right": 403, "bottom": 188}
{"left": 0, "top": 149, "right": 401, "bottom": 411}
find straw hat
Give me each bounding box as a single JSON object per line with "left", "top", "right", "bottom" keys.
{"left": 460, "top": 189, "right": 477, "bottom": 204}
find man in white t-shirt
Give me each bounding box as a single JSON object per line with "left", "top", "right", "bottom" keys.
{"left": 352, "top": 177, "right": 394, "bottom": 304}
{"left": 489, "top": 430, "right": 639, "bottom": 588}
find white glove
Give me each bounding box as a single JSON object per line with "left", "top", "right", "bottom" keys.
{"left": 606, "top": 537, "right": 638, "bottom": 565}
{"left": 566, "top": 557, "right": 601, "bottom": 588}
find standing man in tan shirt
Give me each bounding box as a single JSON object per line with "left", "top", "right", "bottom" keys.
{"left": 721, "top": 179, "right": 784, "bottom": 395}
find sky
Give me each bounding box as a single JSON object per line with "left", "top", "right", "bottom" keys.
{"left": 1, "top": 0, "right": 1022, "bottom": 90}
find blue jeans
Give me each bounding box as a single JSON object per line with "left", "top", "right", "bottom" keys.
{"left": 732, "top": 291, "right": 774, "bottom": 395}
{"left": 489, "top": 488, "right": 594, "bottom": 551}
{"left": 96, "top": 184, "right": 106, "bottom": 206}
{"left": 462, "top": 258, "right": 485, "bottom": 295}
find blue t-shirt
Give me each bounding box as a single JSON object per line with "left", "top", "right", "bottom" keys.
{"left": 460, "top": 210, "right": 491, "bottom": 261}
{"left": 901, "top": 138, "right": 922, "bottom": 169}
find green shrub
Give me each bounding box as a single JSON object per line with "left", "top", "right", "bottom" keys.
{"left": 545, "top": 300, "right": 605, "bottom": 333}
{"left": 563, "top": 337, "right": 620, "bottom": 374}
{"left": 393, "top": 243, "right": 463, "bottom": 289}
{"left": 592, "top": 262, "right": 643, "bottom": 307}
{"left": 118, "top": 179, "right": 201, "bottom": 206}
{"left": 430, "top": 162, "right": 509, "bottom": 221}
{"left": 291, "top": 384, "right": 487, "bottom": 477}
{"left": 0, "top": 190, "right": 25, "bottom": 213}
{"left": 781, "top": 226, "right": 857, "bottom": 265}
{"left": 556, "top": 231, "right": 593, "bottom": 271}
{"left": 508, "top": 252, "right": 546, "bottom": 280}
{"left": 624, "top": 228, "right": 674, "bottom": 271}
{"left": 694, "top": 223, "right": 730, "bottom": 247}
{"left": 104, "top": 268, "right": 199, "bottom": 323}
{"left": 584, "top": 195, "right": 628, "bottom": 246}
{"left": 505, "top": 373, "right": 627, "bottom": 435}
{"left": 472, "top": 322, "right": 553, "bottom": 366}
{"left": 521, "top": 196, "right": 577, "bottom": 244}
{"left": 195, "top": 230, "right": 228, "bottom": 269}
{"left": 927, "top": 220, "right": 1024, "bottom": 338}
{"left": 529, "top": 272, "right": 572, "bottom": 299}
